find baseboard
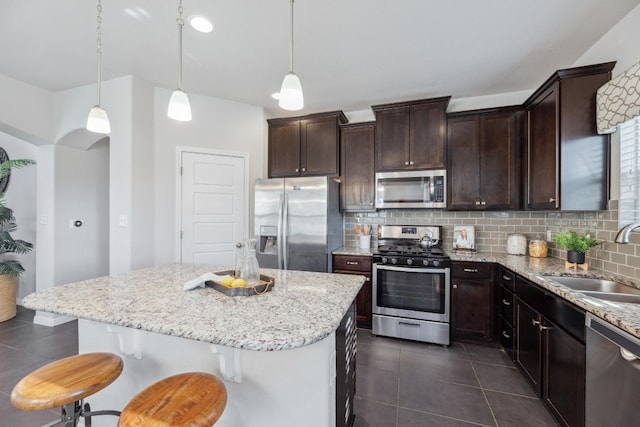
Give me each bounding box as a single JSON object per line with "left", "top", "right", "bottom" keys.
{"left": 33, "top": 310, "right": 76, "bottom": 326}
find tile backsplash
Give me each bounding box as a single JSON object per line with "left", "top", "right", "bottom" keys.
{"left": 344, "top": 200, "right": 640, "bottom": 281}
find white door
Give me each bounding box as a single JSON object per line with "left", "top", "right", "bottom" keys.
{"left": 180, "top": 151, "right": 247, "bottom": 267}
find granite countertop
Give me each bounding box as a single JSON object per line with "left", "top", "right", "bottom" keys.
{"left": 451, "top": 252, "right": 640, "bottom": 339}
{"left": 333, "top": 246, "right": 374, "bottom": 256}
{"left": 21, "top": 264, "right": 364, "bottom": 351}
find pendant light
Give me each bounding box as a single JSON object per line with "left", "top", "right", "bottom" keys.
{"left": 86, "top": 0, "right": 111, "bottom": 134}
{"left": 168, "top": 0, "right": 192, "bottom": 121}
{"left": 279, "top": 0, "right": 303, "bottom": 111}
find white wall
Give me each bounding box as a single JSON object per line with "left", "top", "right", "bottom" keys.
{"left": 0, "top": 74, "right": 52, "bottom": 145}
{"left": 0, "top": 132, "right": 38, "bottom": 301}
{"left": 153, "top": 88, "right": 266, "bottom": 265}
{"left": 54, "top": 142, "right": 109, "bottom": 284}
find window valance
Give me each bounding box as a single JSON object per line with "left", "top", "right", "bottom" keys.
{"left": 596, "top": 61, "right": 640, "bottom": 134}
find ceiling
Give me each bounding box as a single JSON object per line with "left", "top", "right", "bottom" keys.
{"left": 1, "top": 0, "right": 639, "bottom": 117}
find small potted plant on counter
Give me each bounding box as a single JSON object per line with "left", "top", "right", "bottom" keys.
{"left": 552, "top": 230, "right": 601, "bottom": 264}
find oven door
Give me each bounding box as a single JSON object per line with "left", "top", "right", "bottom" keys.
{"left": 372, "top": 263, "right": 450, "bottom": 322}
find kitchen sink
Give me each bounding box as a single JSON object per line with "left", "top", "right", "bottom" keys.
{"left": 546, "top": 276, "right": 640, "bottom": 304}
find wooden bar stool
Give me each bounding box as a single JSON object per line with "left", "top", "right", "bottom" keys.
{"left": 118, "top": 372, "right": 227, "bottom": 427}
{"left": 11, "top": 352, "right": 124, "bottom": 427}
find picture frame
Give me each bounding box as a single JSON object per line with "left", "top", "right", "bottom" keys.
{"left": 453, "top": 225, "right": 476, "bottom": 251}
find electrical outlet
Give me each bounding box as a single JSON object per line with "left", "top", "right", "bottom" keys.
{"left": 546, "top": 230, "right": 552, "bottom": 241}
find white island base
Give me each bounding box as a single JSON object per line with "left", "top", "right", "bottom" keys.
{"left": 78, "top": 319, "right": 336, "bottom": 427}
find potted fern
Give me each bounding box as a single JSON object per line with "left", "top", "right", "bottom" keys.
{"left": 552, "top": 230, "right": 601, "bottom": 264}
{"left": 0, "top": 158, "right": 35, "bottom": 322}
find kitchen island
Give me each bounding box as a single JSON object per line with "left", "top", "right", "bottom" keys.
{"left": 21, "top": 264, "right": 364, "bottom": 427}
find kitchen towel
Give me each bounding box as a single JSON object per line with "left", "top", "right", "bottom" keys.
{"left": 183, "top": 272, "right": 227, "bottom": 291}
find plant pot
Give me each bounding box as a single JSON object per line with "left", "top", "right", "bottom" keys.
{"left": 567, "top": 251, "right": 585, "bottom": 264}
{"left": 0, "top": 274, "right": 17, "bottom": 322}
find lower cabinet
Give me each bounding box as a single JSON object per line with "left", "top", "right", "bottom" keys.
{"left": 333, "top": 254, "right": 372, "bottom": 329}
{"left": 451, "top": 262, "right": 495, "bottom": 343}
{"left": 514, "top": 274, "right": 585, "bottom": 427}
{"left": 498, "top": 268, "right": 516, "bottom": 360}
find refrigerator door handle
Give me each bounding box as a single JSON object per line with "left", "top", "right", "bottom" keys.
{"left": 282, "top": 193, "right": 289, "bottom": 270}
{"left": 277, "top": 194, "right": 284, "bottom": 269}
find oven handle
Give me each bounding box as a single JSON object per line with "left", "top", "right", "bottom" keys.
{"left": 374, "top": 264, "right": 449, "bottom": 274}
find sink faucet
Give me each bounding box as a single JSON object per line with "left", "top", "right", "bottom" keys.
{"left": 615, "top": 222, "right": 640, "bottom": 244}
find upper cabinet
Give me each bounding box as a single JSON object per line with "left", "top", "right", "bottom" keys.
{"left": 524, "top": 62, "right": 615, "bottom": 210}
{"left": 372, "top": 97, "right": 450, "bottom": 172}
{"left": 340, "top": 122, "right": 376, "bottom": 212}
{"left": 268, "top": 111, "right": 348, "bottom": 178}
{"left": 447, "top": 107, "right": 524, "bottom": 210}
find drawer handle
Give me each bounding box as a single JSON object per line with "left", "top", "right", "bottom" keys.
{"left": 365, "top": 277, "right": 370, "bottom": 282}
{"left": 502, "top": 299, "right": 511, "bottom": 306}
{"left": 502, "top": 331, "right": 511, "bottom": 339}
{"left": 502, "top": 275, "right": 512, "bottom": 281}
{"left": 532, "top": 319, "right": 552, "bottom": 331}
{"left": 463, "top": 268, "right": 479, "bottom": 273}
{"left": 399, "top": 321, "right": 420, "bottom": 328}
{"left": 346, "top": 261, "right": 359, "bottom": 265}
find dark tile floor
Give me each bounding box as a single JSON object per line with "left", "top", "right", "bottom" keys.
{"left": 355, "top": 329, "right": 558, "bottom": 427}
{"left": 0, "top": 308, "right": 558, "bottom": 427}
{"left": 0, "top": 306, "right": 78, "bottom": 426}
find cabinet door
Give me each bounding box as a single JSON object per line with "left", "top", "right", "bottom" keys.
{"left": 340, "top": 123, "right": 375, "bottom": 211}
{"left": 269, "top": 120, "right": 301, "bottom": 177}
{"left": 411, "top": 102, "right": 446, "bottom": 169}
{"left": 333, "top": 255, "right": 372, "bottom": 329}
{"left": 527, "top": 85, "right": 558, "bottom": 210}
{"left": 544, "top": 319, "right": 585, "bottom": 427}
{"left": 480, "top": 112, "right": 519, "bottom": 209}
{"left": 447, "top": 115, "right": 480, "bottom": 209}
{"left": 301, "top": 116, "right": 340, "bottom": 176}
{"left": 516, "top": 297, "right": 543, "bottom": 395}
{"left": 375, "top": 108, "right": 410, "bottom": 171}
{"left": 451, "top": 279, "right": 492, "bottom": 341}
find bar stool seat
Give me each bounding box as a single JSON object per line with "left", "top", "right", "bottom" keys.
{"left": 11, "top": 352, "right": 123, "bottom": 427}
{"left": 118, "top": 372, "right": 227, "bottom": 427}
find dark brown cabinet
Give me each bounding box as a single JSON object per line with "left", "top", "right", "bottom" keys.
{"left": 268, "top": 111, "right": 347, "bottom": 178}
{"left": 447, "top": 107, "right": 523, "bottom": 210}
{"left": 333, "top": 254, "right": 372, "bottom": 329}
{"left": 340, "top": 122, "right": 375, "bottom": 212}
{"left": 514, "top": 275, "right": 586, "bottom": 427}
{"left": 498, "top": 268, "right": 516, "bottom": 360}
{"left": 451, "top": 262, "right": 495, "bottom": 342}
{"left": 372, "top": 97, "right": 450, "bottom": 172}
{"left": 524, "top": 62, "right": 615, "bottom": 210}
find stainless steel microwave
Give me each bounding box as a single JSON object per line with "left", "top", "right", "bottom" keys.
{"left": 375, "top": 170, "right": 446, "bottom": 209}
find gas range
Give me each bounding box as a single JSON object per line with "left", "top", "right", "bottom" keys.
{"left": 372, "top": 225, "right": 451, "bottom": 268}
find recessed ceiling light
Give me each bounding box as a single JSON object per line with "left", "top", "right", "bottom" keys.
{"left": 271, "top": 92, "right": 281, "bottom": 100}
{"left": 190, "top": 15, "right": 213, "bottom": 33}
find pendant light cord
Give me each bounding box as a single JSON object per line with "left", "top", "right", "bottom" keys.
{"left": 177, "top": 0, "right": 184, "bottom": 90}
{"left": 289, "top": 0, "right": 294, "bottom": 73}
{"left": 96, "top": 0, "right": 103, "bottom": 106}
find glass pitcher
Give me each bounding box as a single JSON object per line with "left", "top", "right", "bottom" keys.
{"left": 240, "top": 238, "right": 260, "bottom": 286}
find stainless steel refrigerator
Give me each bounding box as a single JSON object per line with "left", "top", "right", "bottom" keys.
{"left": 254, "top": 176, "right": 343, "bottom": 273}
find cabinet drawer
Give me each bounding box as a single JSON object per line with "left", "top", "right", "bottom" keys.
{"left": 451, "top": 262, "right": 493, "bottom": 280}
{"left": 500, "top": 268, "right": 516, "bottom": 292}
{"left": 500, "top": 287, "right": 515, "bottom": 327}
{"left": 500, "top": 323, "right": 515, "bottom": 360}
{"left": 333, "top": 255, "right": 371, "bottom": 273}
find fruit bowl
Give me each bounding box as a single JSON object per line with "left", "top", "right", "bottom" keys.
{"left": 206, "top": 270, "right": 275, "bottom": 297}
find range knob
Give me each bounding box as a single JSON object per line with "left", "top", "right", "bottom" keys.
{"left": 406, "top": 258, "right": 413, "bottom": 266}
{"left": 381, "top": 257, "right": 388, "bottom": 264}
{"left": 391, "top": 258, "right": 398, "bottom": 265}
{"left": 422, "top": 259, "right": 431, "bottom": 267}
{"left": 432, "top": 260, "right": 441, "bottom": 267}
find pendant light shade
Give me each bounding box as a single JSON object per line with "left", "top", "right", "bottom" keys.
{"left": 87, "top": 106, "right": 111, "bottom": 134}
{"left": 168, "top": 0, "right": 192, "bottom": 121}
{"left": 279, "top": 72, "right": 304, "bottom": 111}
{"left": 87, "top": 0, "right": 111, "bottom": 134}
{"left": 168, "top": 89, "right": 192, "bottom": 121}
{"left": 279, "top": 0, "right": 303, "bottom": 111}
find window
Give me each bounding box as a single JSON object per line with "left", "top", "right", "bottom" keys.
{"left": 619, "top": 116, "right": 640, "bottom": 227}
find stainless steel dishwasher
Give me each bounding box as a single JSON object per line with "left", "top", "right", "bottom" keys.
{"left": 586, "top": 313, "right": 640, "bottom": 427}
